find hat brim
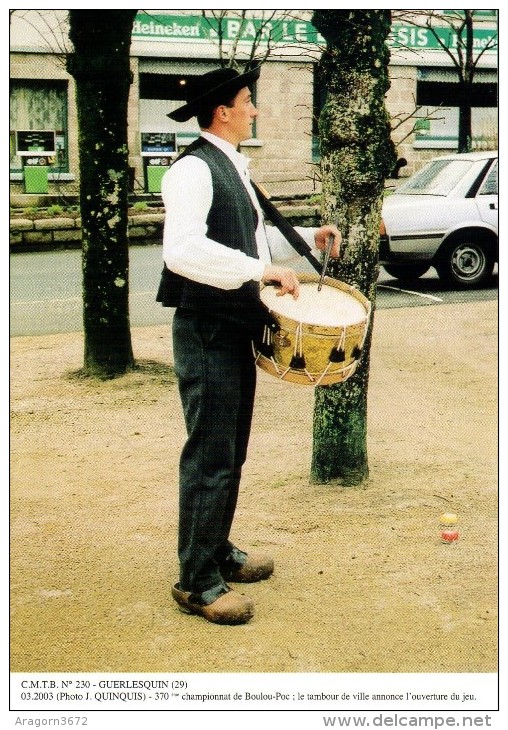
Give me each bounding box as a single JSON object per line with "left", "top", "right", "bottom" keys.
{"left": 167, "top": 65, "right": 261, "bottom": 123}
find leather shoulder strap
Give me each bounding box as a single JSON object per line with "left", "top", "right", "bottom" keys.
{"left": 251, "top": 181, "right": 321, "bottom": 274}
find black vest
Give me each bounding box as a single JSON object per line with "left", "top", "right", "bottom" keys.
{"left": 156, "top": 138, "right": 274, "bottom": 336}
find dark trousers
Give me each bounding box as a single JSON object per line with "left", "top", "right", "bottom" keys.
{"left": 172, "top": 309, "right": 257, "bottom": 594}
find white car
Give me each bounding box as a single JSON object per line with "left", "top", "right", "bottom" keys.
{"left": 379, "top": 150, "right": 498, "bottom": 288}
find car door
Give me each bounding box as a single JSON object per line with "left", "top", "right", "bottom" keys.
{"left": 475, "top": 159, "right": 498, "bottom": 231}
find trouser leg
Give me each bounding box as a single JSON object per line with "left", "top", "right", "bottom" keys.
{"left": 214, "top": 336, "right": 257, "bottom": 565}
{"left": 172, "top": 310, "right": 256, "bottom": 594}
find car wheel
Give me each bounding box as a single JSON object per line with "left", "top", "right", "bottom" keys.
{"left": 382, "top": 263, "right": 430, "bottom": 280}
{"left": 436, "top": 239, "right": 494, "bottom": 288}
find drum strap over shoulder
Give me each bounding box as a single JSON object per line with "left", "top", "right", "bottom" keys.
{"left": 251, "top": 181, "right": 322, "bottom": 275}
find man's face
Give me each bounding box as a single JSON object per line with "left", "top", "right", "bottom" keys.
{"left": 224, "top": 86, "right": 258, "bottom": 145}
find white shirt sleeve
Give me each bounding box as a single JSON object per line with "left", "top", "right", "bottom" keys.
{"left": 265, "top": 224, "right": 320, "bottom": 266}
{"left": 162, "top": 155, "right": 265, "bottom": 290}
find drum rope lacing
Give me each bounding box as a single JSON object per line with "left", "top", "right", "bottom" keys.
{"left": 254, "top": 319, "right": 369, "bottom": 386}
{"left": 279, "top": 322, "right": 315, "bottom": 382}
{"left": 314, "top": 326, "right": 348, "bottom": 386}
{"left": 254, "top": 325, "right": 281, "bottom": 375}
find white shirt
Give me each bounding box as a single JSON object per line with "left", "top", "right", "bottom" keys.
{"left": 161, "top": 131, "right": 318, "bottom": 290}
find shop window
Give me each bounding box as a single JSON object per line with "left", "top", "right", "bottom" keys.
{"left": 415, "top": 68, "right": 497, "bottom": 149}
{"left": 139, "top": 67, "right": 258, "bottom": 150}
{"left": 10, "top": 80, "right": 68, "bottom": 173}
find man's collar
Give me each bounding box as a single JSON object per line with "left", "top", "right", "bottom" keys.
{"left": 200, "top": 131, "right": 249, "bottom": 170}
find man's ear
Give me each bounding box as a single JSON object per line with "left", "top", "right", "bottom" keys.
{"left": 216, "top": 104, "right": 230, "bottom": 122}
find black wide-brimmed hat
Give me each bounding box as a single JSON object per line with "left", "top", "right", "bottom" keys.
{"left": 167, "top": 65, "right": 261, "bottom": 123}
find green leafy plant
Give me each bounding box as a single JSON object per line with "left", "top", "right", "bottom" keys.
{"left": 46, "top": 204, "right": 64, "bottom": 216}
{"left": 131, "top": 201, "right": 149, "bottom": 212}
{"left": 306, "top": 194, "right": 322, "bottom": 205}
{"left": 21, "top": 206, "right": 40, "bottom": 218}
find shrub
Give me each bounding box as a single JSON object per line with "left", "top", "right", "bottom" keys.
{"left": 131, "top": 201, "right": 149, "bottom": 212}
{"left": 46, "top": 204, "right": 64, "bottom": 217}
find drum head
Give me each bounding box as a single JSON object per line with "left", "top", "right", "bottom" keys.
{"left": 261, "top": 278, "right": 367, "bottom": 330}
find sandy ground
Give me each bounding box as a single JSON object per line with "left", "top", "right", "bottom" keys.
{"left": 10, "top": 299, "right": 498, "bottom": 674}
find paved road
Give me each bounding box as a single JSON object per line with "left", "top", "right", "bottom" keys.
{"left": 9, "top": 245, "right": 498, "bottom": 336}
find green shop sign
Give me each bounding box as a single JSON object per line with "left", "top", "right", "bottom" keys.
{"left": 388, "top": 24, "right": 497, "bottom": 52}
{"left": 132, "top": 14, "right": 496, "bottom": 54}
{"left": 132, "top": 13, "right": 324, "bottom": 44}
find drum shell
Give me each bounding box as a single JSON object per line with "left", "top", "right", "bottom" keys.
{"left": 254, "top": 274, "right": 370, "bottom": 386}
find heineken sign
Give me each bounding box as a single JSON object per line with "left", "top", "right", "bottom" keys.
{"left": 132, "top": 13, "right": 324, "bottom": 44}
{"left": 132, "top": 13, "right": 496, "bottom": 53}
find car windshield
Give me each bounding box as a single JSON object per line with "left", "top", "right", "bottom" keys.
{"left": 395, "top": 159, "right": 475, "bottom": 196}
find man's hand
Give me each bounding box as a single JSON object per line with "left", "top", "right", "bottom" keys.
{"left": 262, "top": 265, "right": 300, "bottom": 299}
{"left": 314, "top": 224, "right": 341, "bottom": 258}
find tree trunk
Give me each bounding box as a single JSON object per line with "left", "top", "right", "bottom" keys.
{"left": 67, "top": 10, "right": 137, "bottom": 378}
{"left": 457, "top": 11, "right": 475, "bottom": 153}
{"left": 311, "top": 10, "right": 396, "bottom": 486}
{"left": 457, "top": 81, "right": 473, "bottom": 153}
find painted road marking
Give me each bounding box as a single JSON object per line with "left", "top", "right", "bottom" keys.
{"left": 378, "top": 284, "right": 443, "bottom": 302}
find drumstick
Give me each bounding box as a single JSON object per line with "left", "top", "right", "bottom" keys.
{"left": 317, "top": 234, "right": 335, "bottom": 292}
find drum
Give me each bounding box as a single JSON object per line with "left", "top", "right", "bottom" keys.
{"left": 253, "top": 273, "right": 371, "bottom": 386}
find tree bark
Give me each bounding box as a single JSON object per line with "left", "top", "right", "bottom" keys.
{"left": 457, "top": 80, "right": 473, "bottom": 153}
{"left": 67, "top": 10, "right": 137, "bottom": 377}
{"left": 311, "top": 10, "right": 396, "bottom": 486}
{"left": 457, "top": 10, "right": 474, "bottom": 152}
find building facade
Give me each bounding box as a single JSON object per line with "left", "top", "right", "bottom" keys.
{"left": 9, "top": 9, "right": 498, "bottom": 203}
